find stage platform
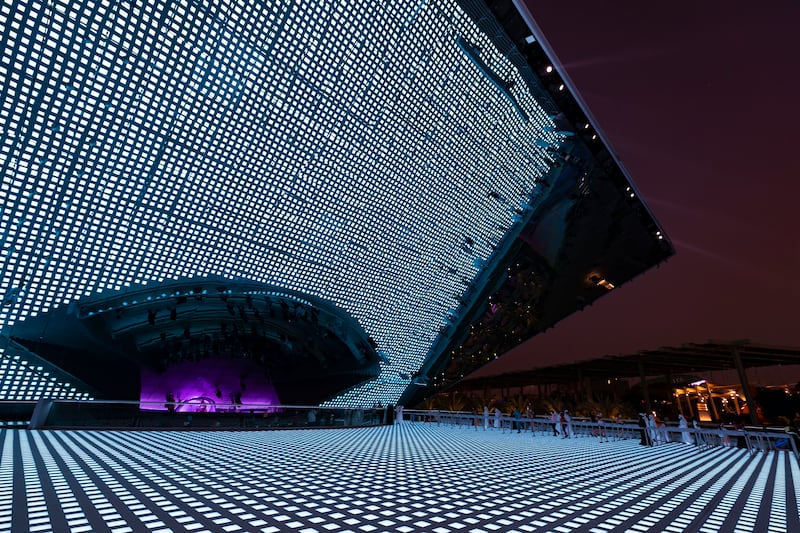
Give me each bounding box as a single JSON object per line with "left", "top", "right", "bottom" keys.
{"left": 1, "top": 422, "right": 798, "bottom": 532}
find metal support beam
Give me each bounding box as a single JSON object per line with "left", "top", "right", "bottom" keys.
{"left": 732, "top": 346, "right": 760, "bottom": 425}
{"left": 732, "top": 394, "right": 741, "bottom": 416}
{"left": 638, "top": 359, "right": 652, "bottom": 415}
{"left": 705, "top": 380, "right": 719, "bottom": 421}
{"left": 584, "top": 374, "right": 593, "bottom": 402}
{"left": 685, "top": 391, "right": 694, "bottom": 419}
{"left": 666, "top": 369, "right": 680, "bottom": 416}
{"left": 675, "top": 391, "right": 685, "bottom": 417}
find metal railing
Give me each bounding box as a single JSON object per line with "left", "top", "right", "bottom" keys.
{"left": 1, "top": 399, "right": 390, "bottom": 430}
{"left": 400, "top": 409, "right": 800, "bottom": 462}
{"left": 3, "top": 401, "right": 799, "bottom": 462}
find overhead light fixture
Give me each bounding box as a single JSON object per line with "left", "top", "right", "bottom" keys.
{"left": 597, "top": 279, "right": 614, "bottom": 290}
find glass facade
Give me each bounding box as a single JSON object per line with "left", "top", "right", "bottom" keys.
{"left": 1, "top": 1, "right": 563, "bottom": 405}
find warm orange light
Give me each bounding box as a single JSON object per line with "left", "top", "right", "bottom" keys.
{"left": 597, "top": 279, "right": 615, "bottom": 290}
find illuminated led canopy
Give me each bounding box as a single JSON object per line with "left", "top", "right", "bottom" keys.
{"left": 0, "top": 338, "right": 93, "bottom": 402}
{"left": 1, "top": 1, "right": 567, "bottom": 405}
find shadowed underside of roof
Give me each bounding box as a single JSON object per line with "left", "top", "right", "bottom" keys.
{"left": 461, "top": 340, "right": 800, "bottom": 388}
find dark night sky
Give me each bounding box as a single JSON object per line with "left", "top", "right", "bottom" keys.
{"left": 472, "top": 1, "right": 800, "bottom": 376}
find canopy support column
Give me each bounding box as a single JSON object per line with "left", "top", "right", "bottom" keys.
{"left": 638, "top": 359, "right": 652, "bottom": 415}
{"left": 733, "top": 346, "right": 760, "bottom": 425}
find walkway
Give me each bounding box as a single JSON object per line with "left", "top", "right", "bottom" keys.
{"left": 1, "top": 423, "right": 798, "bottom": 532}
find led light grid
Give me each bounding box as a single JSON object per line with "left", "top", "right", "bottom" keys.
{"left": 0, "top": 347, "right": 91, "bottom": 401}
{"left": 0, "top": 423, "right": 797, "bottom": 532}
{"left": 0, "top": 0, "right": 562, "bottom": 406}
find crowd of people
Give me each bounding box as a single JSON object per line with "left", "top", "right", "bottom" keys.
{"left": 471, "top": 406, "right": 615, "bottom": 442}
{"left": 407, "top": 406, "right": 758, "bottom": 450}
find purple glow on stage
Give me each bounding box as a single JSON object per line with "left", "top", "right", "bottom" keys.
{"left": 140, "top": 358, "right": 280, "bottom": 412}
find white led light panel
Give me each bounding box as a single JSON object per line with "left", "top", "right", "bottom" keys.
{"left": 0, "top": 1, "right": 562, "bottom": 406}
{"left": 0, "top": 424, "right": 796, "bottom": 532}
{"left": 0, "top": 348, "right": 92, "bottom": 401}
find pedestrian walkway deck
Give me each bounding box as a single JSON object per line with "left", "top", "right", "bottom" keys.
{"left": 1, "top": 422, "right": 798, "bottom": 532}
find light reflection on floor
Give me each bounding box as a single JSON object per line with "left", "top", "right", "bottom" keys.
{"left": 1, "top": 423, "right": 798, "bottom": 532}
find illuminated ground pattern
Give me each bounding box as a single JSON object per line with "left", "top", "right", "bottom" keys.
{"left": 1, "top": 423, "right": 798, "bottom": 532}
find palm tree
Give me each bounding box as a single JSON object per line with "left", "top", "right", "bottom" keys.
{"left": 444, "top": 392, "right": 468, "bottom": 412}
{"left": 506, "top": 394, "right": 530, "bottom": 414}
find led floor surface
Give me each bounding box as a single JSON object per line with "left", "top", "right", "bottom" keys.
{"left": 1, "top": 423, "right": 798, "bottom": 532}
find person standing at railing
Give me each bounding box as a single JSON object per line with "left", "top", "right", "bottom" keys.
{"left": 719, "top": 423, "right": 732, "bottom": 447}
{"left": 513, "top": 408, "right": 522, "bottom": 433}
{"left": 165, "top": 391, "right": 176, "bottom": 414}
{"left": 564, "top": 410, "right": 575, "bottom": 438}
{"left": 647, "top": 413, "right": 658, "bottom": 444}
{"left": 638, "top": 413, "right": 650, "bottom": 446}
{"left": 597, "top": 413, "right": 608, "bottom": 442}
{"left": 551, "top": 410, "right": 560, "bottom": 437}
{"left": 494, "top": 407, "right": 502, "bottom": 429}
{"left": 657, "top": 415, "right": 669, "bottom": 444}
{"left": 692, "top": 418, "right": 705, "bottom": 447}
{"left": 678, "top": 414, "right": 694, "bottom": 444}
{"left": 483, "top": 405, "right": 490, "bottom": 430}
{"left": 615, "top": 414, "right": 625, "bottom": 440}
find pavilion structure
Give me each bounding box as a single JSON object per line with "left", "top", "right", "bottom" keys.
{"left": 0, "top": 0, "right": 672, "bottom": 407}
{"left": 459, "top": 340, "right": 800, "bottom": 424}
